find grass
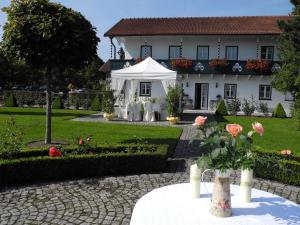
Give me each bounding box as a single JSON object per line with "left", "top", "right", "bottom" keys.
{"left": 223, "top": 116, "right": 300, "bottom": 156}
{"left": 0, "top": 107, "right": 182, "bottom": 151}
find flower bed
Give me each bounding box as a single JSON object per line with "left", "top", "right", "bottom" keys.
{"left": 0, "top": 144, "right": 168, "bottom": 188}
{"left": 253, "top": 148, "right": 300, "bottom": 186}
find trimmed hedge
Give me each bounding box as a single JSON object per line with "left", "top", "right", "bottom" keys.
{"left": 52, "top": 96, "right": 64, "bottom": 109}
{"left": 4, "top": 94, "right": 18, "bottom": 107}
{"left": 254, "top": 149, "right": 300, "bottom": 186}
{"left": 0, "top": 144, "right": 168, "bottom": 188}
{"left": 215, "top": 100, "right": 228, "bottom": 116}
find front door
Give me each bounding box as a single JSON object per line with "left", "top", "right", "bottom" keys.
{"left": 195, "top": 83, "right": 209, "bottom": 110}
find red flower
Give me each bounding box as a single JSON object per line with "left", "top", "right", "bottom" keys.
{"left": 49, "top": 146, "right": 62, "bottom": 157}
{"left": 86, "top": 136, "right": 91, "bottom": 144}
{"left": 79, "top": 138, "right": 84, "bottom": 145}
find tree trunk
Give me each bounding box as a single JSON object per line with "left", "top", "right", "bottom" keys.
{"left": 45, "top": 70, "right": 52, "bottom": 144}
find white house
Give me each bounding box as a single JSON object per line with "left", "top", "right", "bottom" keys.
{"left": 103, "top": 16, "right": 294, "bottom": 115}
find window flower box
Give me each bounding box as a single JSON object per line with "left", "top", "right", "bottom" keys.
{"left": 170, "top": 58, "right": 193, "bottom": 70}
{"left": 246, "top": 59, "right": 270, "bottom": 74}
{"left": 209, "top": 59, "right": 230, "bottom": 73}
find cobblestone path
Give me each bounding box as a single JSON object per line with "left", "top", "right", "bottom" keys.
{"left": 0, "top": 125, "right": 299, "bottom": 224}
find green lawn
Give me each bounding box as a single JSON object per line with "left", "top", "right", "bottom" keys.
{"left": 223, "top": 116, "right": 300, "bottom": 156}
{"left": 0, "top": 107, "right": 182, "bottom": 150}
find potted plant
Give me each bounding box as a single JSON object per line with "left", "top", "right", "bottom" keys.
{"left": 166, "top": 85, "right": 183, "bottom": 124}
{"left": 102, "top": 87, "right": 116, "bottom": 121}
{"left": 209, "top": 58, "right": 229, "bottom": 73}
{"left": 246, "top": 59, "right": 270, "bottom": 74}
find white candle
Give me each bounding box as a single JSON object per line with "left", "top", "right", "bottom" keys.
{"left": 240, "top": 169, "right": 253, "bottom": 202}
{"left": 190, "top": 164, "right": 201, "bottom": 198}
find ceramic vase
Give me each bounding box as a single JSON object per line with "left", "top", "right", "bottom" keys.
{"left": 209, "top": 169, "right": 232, "bottom": 217}
{"left": 240, "top": 169, "right": 253, "bottom": 203}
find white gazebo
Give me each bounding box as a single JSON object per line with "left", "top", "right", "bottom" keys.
{"left": 111, "top": 57, "right": 178, "bottom": 121}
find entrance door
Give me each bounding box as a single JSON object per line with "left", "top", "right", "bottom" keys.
{"left": 195, "top": 83, "right": 209, "bottom": 110}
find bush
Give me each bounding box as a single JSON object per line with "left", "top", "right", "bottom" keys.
{"left": 242, "top": 98, "right": 256, "bottom": 116}
{"left": 52, "top": 96, "right": 64, "bottom": 109}
{"left": 90, "top": 95, "right": 102, "bottom": 111}
{"left": 0, "top": 117, "right": 23, "bottom": 159}
{"left": 215, "top": 100, "right": 228, "bottom": 116}
{"left": 0, "top": 144, "right": 168, "bottom": 187}
{"left": 102, "top": 88, "right": 115, "bottom": 113}
{"left": 4, "top": 91, "right": 46, "bottom": 106}
{"left": 4, "top": 94, "right": 18, "bottom": 107}
{"left": 258, "top": 101, "right": 269, "bottom": 115}
{"left": 227, "top": 98, "right": 241, "bottom": 115}
{"left": 272, "top": 103, "right": 287, "bottom": 118}
{"left": 254, "top": 149, "right": 300, "bottom": 186}
{"left": 166, "top": 85, "right": 183, "bottom": 117}
{"left": 292, "top": 98, "right": 300, "bottom": 130}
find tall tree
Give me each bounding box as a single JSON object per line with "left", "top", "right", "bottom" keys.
{"left": 273, "top": 0, "right": 300, "bottom": 98}
{"left": 2, "top": 0, "right": 100, "bottom": 143}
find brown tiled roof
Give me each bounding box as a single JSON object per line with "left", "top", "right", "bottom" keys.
{"left": 105, "top": 16, "right": 290, "bottom": 37}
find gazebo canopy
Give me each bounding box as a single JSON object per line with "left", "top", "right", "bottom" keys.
{"left": 111, "top": 57, "right": 177, "bottom": 80}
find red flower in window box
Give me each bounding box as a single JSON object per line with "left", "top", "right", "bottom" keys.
{"left": 170, "top": 58, "right": 193, "bottom": 69}
{"left": 209, "top": 58, "right": 229, "bottom": 68}
{"left": 246, "top": 59, "right": 270, "bottom": 74}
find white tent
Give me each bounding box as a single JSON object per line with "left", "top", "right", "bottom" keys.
{"left": 111, "top": 57, "right": 177, "bottom": 100}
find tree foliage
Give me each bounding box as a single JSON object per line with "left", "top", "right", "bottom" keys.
{"left": 272, "top": 1, "right": 300, "bottom": 99}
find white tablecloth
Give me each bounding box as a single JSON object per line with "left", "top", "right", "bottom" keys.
{"left": 130, "top": 183, "right": 300, "bottom": 225}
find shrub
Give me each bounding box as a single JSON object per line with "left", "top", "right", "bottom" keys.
{"left": 166, "top": 85, "right": 183, "bottom": 117}
{"left": 272, "top": 103, "right": 287, "bottom": 118}
{"left": 0, "top": 144, "right": 168, "bottom": 187}
{"left": 52, "top": 96, "right": 64, "bottom": 109}
{"left": 102, "top": 89, "right": 115, "bottom": 114}
{"left": 292, "top": 98, "right": 300, "bottom": 130}
{"left": 258, "top": 101, "right": 269, "bottom": 115}
{"left": 227, "top": 98, "right": 241, "bottom": 115}
{"left": 90, "top": 95, "right": 102, "bottom": 111}
{"left": 0, "top": 117, "right": 23, "bottom": 159}
{"left": 254, "top": 149, "right": 300, "bottom": 186}
{"left": 4, "top": 94, "right": 18, "bottom": 107}
{"left": 242, "top": 98, "right": 256, "bottom": 116}
{"left": 215, "top": 100, "right": 228, "bottom": 116}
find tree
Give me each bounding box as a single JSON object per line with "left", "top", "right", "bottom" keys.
{"left": 272, "top": 0, "right": 300, "bottom": 128}
{"left": 2, "top": 0, "right": 100, "bottom": 143}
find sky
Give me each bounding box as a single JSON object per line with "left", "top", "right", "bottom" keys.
{"left": 0, "top": 0, "right": 294, "bottom": 61}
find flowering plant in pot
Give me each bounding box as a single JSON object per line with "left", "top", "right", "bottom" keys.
{"left": 209, "top": 58, "right": 229, "bottom": 72}
{"left": 246, "top": 59, "right": 270, "bottom": 74}
{"left": 170, "top": 58, "right": 193, "bottom": 70}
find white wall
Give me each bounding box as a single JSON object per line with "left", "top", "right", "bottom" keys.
{"left": 183, "top": 74, "right": 292, "bottom": 115}
{"left": 117, "top": 35, "right": 280, "bottom": 61}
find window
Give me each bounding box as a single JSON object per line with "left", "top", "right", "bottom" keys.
{"left": 224, "top": 84, "right": 237, "bottom": 99}
{"left": 169, "top": 46, "right": 181, "bottom": 59}
{"left": 259, "top": 85, "right": 272, "bottom": 100}
{"left": 261, "top": 46, "right": 274, "bottom": 60}
{"left": 226, "top": 46, "right": 238, "bottom": 60}
{"left": 285, "top": 92, "right": 294, "bottom": 101}
{"left": 197, "top": 46, "right": 209, "bottom": 60}
{"left": 140, "top": 45, "right": 152, "bottom": 58}
{"left": 140, "top": 82, "right": 151, "bottom": 96}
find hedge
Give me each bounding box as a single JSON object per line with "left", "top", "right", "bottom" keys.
{"left": 0, "top": 144, "right": 168, "bottom": 188}
{"left": 254, "top": 149, "right": 300, "bottom": 186}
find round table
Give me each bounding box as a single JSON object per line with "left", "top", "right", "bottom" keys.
{"left": 130, "top": 183, "right": 300, "bottom": 225}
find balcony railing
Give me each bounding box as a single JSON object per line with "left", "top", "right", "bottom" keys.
{"left": 109, "top": 59, "right": 281, "bottom": 76}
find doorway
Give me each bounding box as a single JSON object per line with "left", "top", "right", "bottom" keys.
{"left": 195, "top": 83, "right": 209, "bottom": 110}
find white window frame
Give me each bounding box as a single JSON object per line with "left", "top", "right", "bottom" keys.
{"left": 197, "top": 46, "right": 209, "bottom": 60}
{"left": 226, "top": 46, "right": 238, "bottom": 60}
{"left": 140, "top": 82, "right": 151, "bottom": 97}
{"left": 261, "top": 46, "right": 274, "bottom": 60}
{"left": 259, "top": 85, "right": 272, "bottom": 100}
{"left": 169, "top": 46, "right": 181, "bottom": 59}
{"left": 224, "top": 84, "right": 237, "bottom": 99}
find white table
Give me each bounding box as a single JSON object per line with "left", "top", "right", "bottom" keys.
{"left": 130, "top": 183, "right": 300, "bottom": 225}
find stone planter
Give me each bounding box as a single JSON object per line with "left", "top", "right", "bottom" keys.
{"left": 103, "top": 113, "right": 115, "bottom": 121}
{"left": 166, "top": 116, "right": 180, "bottom": 125}
{"left": 210, "top": 169, "right": 232, "bottom": 218}
{"left": 240, "top": 169, "right": 253, "bottom": 203}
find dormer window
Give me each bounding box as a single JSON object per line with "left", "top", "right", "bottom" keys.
{"left": 140, "top": 45, "right": 152, "bottom": 58}
{"left": 169, "top": 46, "right": 181, "bottom": 59}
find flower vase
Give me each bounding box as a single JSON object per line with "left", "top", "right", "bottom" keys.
{"left": 209, "top": 170, "right": 232, "bottom": 218}
{"left": 240, "top": 169, "right": 253, "bottom": 203}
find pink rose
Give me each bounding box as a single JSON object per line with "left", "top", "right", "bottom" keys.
{"left": 252, "top": 122, "right": 264, "bottom": 136}
{"left": 226, "top": 124, "right": 243, "bottom": 137}
{"left": 79, "top": 138, "right": 84, "bottom": 145}
{"left": 193, "top": 116, "right": 207, "bottom": 126}
{"left": 281, "top": 150, "right": 292, "bottom": 155}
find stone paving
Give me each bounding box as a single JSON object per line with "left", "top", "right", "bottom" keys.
{"left": 0, "top": 116, "right": 300, "bottom": 224}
